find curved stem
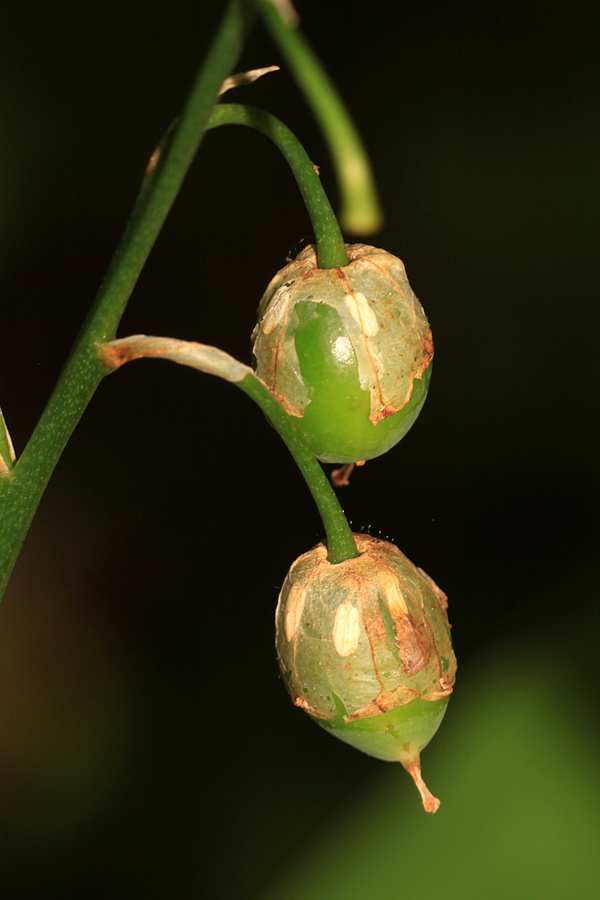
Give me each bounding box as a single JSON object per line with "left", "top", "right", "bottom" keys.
{"left": 207, "top": 104, "right": 348, "bottom": 269}
{"left": 238, "top": 375, "right": 358, "bottom": 563}
{"left": 99, "top": 335, "right": 360, "bottom": 564}
{"left": 0, "top": 1, "right": 252, "bottom": 600}
{"left": 259, "top": 0, "right": 383, "bottom": 234}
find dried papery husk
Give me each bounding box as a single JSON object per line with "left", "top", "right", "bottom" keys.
{"left": 252, "top": 244, "right": 432, "bottom": 432}
{"left": 275, "top": 534, "right": 456, "bottom": 812}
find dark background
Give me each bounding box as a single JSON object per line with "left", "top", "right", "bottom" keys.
{"left": 1, "top": 1, "right": 599, "bottom": 897}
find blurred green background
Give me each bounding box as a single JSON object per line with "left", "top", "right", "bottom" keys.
{"left": 1, "top": 1, "right": 599, "bottom": 897}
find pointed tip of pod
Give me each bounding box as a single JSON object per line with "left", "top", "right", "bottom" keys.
{"left": 400, "top": 753, "right": 441, "bottom": 814}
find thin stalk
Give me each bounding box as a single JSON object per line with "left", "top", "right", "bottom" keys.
{"left": 0, "top": 0, "right": 252, "bottom": 600}
{"left": 207, "top": 104, "right": 348, "bottom": 269}
{"left": 259, "top": 0, "right": 383, "bottom": 234}
{"left": 98, "top": 335, "right": 359, "bottom": 564}
{"left": 238, "top": 375, "right": 358, "bottom": 563}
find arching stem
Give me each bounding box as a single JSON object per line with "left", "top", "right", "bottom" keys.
{"left": 207, "top": 104, "right": 349, "bottom": 269}
{"left": 99, "top": 335, "right": 359, "bottom": 564}
{"left": 259, "top": 0, "right": 383, "bottom": 234}
{"left": 239, "top": 374, "right": 358, "bottom": 563}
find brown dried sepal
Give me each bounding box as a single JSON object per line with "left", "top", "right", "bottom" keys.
{"left": 401, "top": 752, "right": 441, "bottom": 814}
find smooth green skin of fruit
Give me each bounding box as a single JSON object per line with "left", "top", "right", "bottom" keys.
{"left": 294, "top": 302, "right": 431, "bottom": 464}
{"left": 313, "top": 695, "right": 449, "bottom": 763}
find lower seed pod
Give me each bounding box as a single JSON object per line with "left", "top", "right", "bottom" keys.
{"left": 252, "top": 244, "right": 433, "bottom": 464}
{"left": 275, "top": 533, "right": 457, "bottom": 812}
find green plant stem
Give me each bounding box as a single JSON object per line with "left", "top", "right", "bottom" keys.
{"left": 0, "top": 0, "right": 252, "bottom": 600}
{"left": 238, "top": 375, "right": 358, "bottom": 563}
{"left": 207, "top": 104, "right": 348, "bottom": 269}
{"left": 99, "top": 334, "right": 359, "bottom": 564}
{"left": 259, "top": 0, "right": 383, "bottom": 234}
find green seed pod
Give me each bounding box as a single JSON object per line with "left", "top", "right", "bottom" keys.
{"left": 275, "top": 534, "right": 457, "bottom": 812}
{"left": 252, "top": 244, "right": 433, "bottom": 464}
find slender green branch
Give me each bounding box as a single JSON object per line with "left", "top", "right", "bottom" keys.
{"left": 0, "top": 1, "right": 253, "bottom": 600}
{"left": 239, "top": 375, "right": 358, "bottom": 563}
{"left": 207, "top": 104, "right": 348, "bottom": 268}
{"left": 99, "top": 335, "right": 359, "bottom": 564}
{"left": 259, "top": 0, "right": 383, "bottom": 234}
{"left": 80, "top": 1, "right": 254, "bottom": 346}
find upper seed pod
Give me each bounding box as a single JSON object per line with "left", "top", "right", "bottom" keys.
{"left": 252, "top": 244, "right": 433, "bottom": 464}
{"left": 275, "top": 533, "right": 457, "bottom": 812}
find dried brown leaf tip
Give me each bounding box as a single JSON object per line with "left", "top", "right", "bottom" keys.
{"left": 98, "top": 335, "right": 252, "bottom": 383}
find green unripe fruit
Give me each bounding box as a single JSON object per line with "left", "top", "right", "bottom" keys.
{"left": 275, "top": 534, "right": 457, "bottom": 812}
{"left": 252, "top": 244, "right": 433, "bottom": 464}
